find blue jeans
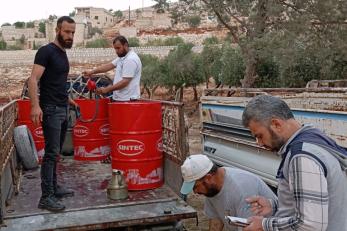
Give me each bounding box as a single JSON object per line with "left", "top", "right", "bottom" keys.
{"left": 41, "top": 104, "right": 68, "bottom": 197}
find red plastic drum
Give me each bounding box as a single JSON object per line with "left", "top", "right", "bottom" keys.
{"left": 73, "top": 98, "right": 111, "bottom": 161}
{"left": 109, "top": 101, "right": 163, "bottom": 190}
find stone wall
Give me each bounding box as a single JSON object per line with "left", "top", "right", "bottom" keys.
{"left": 1, "top": 26, "right": 40, "bottom": 41}
{"left": 119, "top": 27, "right": 137, "bottom": 38}
{"left": 139, "top": 32, "right": 219, "bottom": 45}
{"left": 0, "top": 46, "right": 193, "bottom": 65}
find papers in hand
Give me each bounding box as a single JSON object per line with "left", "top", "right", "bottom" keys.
{"left": 225, "top": 216, "right": 250, "bottom": 227}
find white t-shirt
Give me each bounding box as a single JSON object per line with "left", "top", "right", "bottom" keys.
{"left": 111, "top": 49, "right": 142, "bottom": 101}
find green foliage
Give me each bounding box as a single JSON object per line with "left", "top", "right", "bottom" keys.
{"left": 201, "top": 44, "right": 223, "bottom": 85}
{"left": 169, "top": 6, "right": 184, "bottom": 25}
{"left": 280, "top": 56, "right": 320, "bottom": 88}
{"left": 203, "top": 36, "right": 219, "bottom": 45}
{"left": 139, "top": 54, "right": 164, "bottom": 88}
{"left": 19, "top": 34, "right": 25, "bottom": 44}
{"left": 85, "top": 39, "right": 110, "bottom": 48}
{"left": 145, "top": 37, "right": 184, "bottom": 46}
{"left": 254, "top": 56, "right": 280, "bottom": 88}
{"left": 14, "top": 21, "right": 25, "bottom": 28}
{"left": 128, "top": 37, "right": 140, "bottom": 47}
{"left": 162, "top": 43, "right": 204, "bottom": 90}
{"left": 90, "top": 27, "right": 103, "bottom": 36}
{"left": 38, "top": 22, "right": 46, "bottom": 36}
{"left": 320, "top": 51, "right": 347, "bottom": 81}
{"left": 163, "top": 37, "right": 185, "bottom": 46}
{"left": 217, "top": 45, "right": 245, "bottom": 87}
{"left": 7, "top": 45, "right": 22, "bottom": 50}
{"left": 48, "top": 15, "right": 57, "bottom": 21}
{"left": 26, "top": 21, "right": 35, "bottom": 28}
{"left": 186, "top": 15, "right": 201, "bottom": 28}
{"left": 0, "top": 40, "right": 7, "bottom": 50}
{"left": 195, "top": 0, "right": 347, "bottom": 87}
{"left": 136, "top": 9, "right": 142, "bottom": 15}
{"left": 1, "top": 23, "right": 11, "bottom": 27}
{"left": 113, "top": 10, "right": 123, "bottom": 18}
{"left": 153, "top": 0, "right": 169, "bottom": 13}
{"left": 69, "top": 10, "right": 76, "bottom": 17}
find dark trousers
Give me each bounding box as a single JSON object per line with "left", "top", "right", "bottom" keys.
{"left": 41, "top": 104, "right": 68, "bottom": 198}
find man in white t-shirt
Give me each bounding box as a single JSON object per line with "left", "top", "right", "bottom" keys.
{"left": 83, "top": 35, "right": 142, "bottom": 101}
{"left": 180, "top": 154, "right": 277, "bottom": 231}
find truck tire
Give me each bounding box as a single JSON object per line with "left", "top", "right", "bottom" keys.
{"left": 14, "top": 125, "right": 39, "bottom": 170}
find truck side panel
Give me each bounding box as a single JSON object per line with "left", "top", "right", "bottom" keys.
{"left": 200, "top": 93, "right": 347, "bottom": 186}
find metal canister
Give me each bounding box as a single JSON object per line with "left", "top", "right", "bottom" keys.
{"left": 107, "top": 170, "right": 128, "bottom": 200}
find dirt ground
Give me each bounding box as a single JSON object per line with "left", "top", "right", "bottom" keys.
{"left": 0, "top": 63, "right": 209, "bottom": 230}
{"left": 182, "top": 107, "right": 210, "bottom": 231}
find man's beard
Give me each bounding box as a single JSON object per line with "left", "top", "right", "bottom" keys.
{"left": 57, "top": 33, "right": 73, "bottom": 49}
{"left": 204, "top": 183, "right": 220, "bottom": 197}
{"left": 118, "top": 50, "right": 127, "bottom": 57}
{"left": 268, "top": 128, "right": 286, "bottom": 152}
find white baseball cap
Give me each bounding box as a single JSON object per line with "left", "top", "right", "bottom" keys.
{"left": 180, "top": 154, "right": 213, "bottom": 195}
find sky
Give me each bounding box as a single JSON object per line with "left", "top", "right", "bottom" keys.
{"left": 0, "top": 0, "right": 170, "bottom": 25}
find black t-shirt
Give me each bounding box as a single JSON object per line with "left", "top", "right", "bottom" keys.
{"left": 34, "top": 43, "right": 69, "bottom": 106}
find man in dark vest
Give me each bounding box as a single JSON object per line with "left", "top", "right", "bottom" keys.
{"left": 241, "top": 95, "right": 347, "bottom": 231}
{"left": 28, "top": 16, "right": 77, "bottom": 212}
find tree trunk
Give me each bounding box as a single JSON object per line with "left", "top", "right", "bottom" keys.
{"left": 175, "top": 87, "right": 184, "bottom": 102}
{"left": 205, "top": 74, "right": 210, "bottom": 89}
{"left": 149, "top": 85, "right": 159, "bottom": 99}
{"left": 239, "top": 0, "right": 267, "bottom": 88}
{"left": 193, "top": 85, "right": 198, "bottom": 101}
{"left": 240, "top": 50, "right": 258, "bottom": 88}
{"left": 145, "top": 86, "right": 151, "bottom": 99}
{"left": 168, "top": 86, "right": 175, "bottom": 96}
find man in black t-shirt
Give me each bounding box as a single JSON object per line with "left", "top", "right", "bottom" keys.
{"left": 28, "top": 16, "right": 77, "bottom": 212}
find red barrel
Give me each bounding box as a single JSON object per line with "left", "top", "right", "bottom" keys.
{"left": 17, "top": 99, "right": 45, "bottom": 162}
{"left": 109, "top": 101, "right": 163, "bottom": 190}
{"left": 73, "top": 98, "right": 111, "bottom": 161}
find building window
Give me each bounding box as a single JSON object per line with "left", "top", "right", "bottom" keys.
{"left": 94, "top": 16, "right": 98, "bottom": 20}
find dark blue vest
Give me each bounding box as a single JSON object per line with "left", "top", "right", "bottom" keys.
{"left": 277, "top": 127, "right": 347, "bottom": 179}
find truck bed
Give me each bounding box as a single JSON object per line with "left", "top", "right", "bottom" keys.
{"left": 2, "top": 157, "right": 196, "bottom": 230}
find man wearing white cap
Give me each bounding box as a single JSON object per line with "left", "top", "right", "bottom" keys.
{"left": 181, "top": 154, "right": 277, "bottom": 231}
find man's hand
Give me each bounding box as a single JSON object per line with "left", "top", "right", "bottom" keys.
{"left": 31, "top": 105, "right": 43, "bottom": 126}
{"left": 96, "top": 87, "right": 109, "bottom": 95}
{"left": 243, "top": 216, "right": 264, "bottom": 231}
{"left": 82, "top": 70, "right": 93, "bottom": 78}
{"left": 209, "top": 218, "right": 224, "bottom": 231}
{"left": 245, "top": 196, "right": 272, "bottom": 216}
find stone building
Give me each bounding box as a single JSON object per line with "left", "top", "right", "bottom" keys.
{"left": 1, "top": 26, "right": 42, "bottom": 41}
{"left": 75, "top": 7, "right": 115, "bottom": 29}
{"left": 134, "top": 7, "right": 172, "bottom": 29}
{"left": 45, "top": 17, "right": 89, "bottom": 47}
{"left": 45, "top": 20, "right": 56, "bottom": 43}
